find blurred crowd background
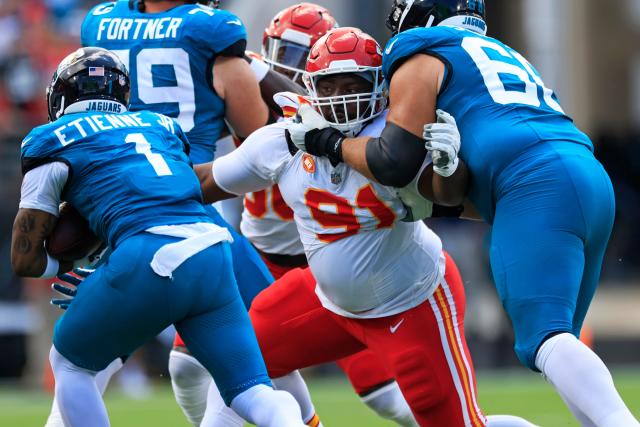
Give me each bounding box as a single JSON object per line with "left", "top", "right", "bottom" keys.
{"left": 0, "top": 0, "right": 638, "bottom": 394}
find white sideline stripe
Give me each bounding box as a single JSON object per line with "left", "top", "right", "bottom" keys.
{"left": 441, "top": 279, "right": 486, "bottom": 424}
{"left": 428, "top": 289, "right": 472, "bottom": 427}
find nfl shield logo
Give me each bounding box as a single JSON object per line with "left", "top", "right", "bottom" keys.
{"left": 330, "top": 171, "right": 342, "bottom": 185}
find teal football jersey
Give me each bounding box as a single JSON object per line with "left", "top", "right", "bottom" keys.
{"left": 383, "top": 26, "right": 593, "bottom": 221}
{"left": 21, "top": 110, "right": 211, "bottom": 247}
{"left": 81, "top": 1, "right": 247, "bottom": 163}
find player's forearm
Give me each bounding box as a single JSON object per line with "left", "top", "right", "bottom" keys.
{"left": 422, "top": 161, "right": 469, "bottom": 207}
{"left": 260, "top": 70, "right": 305, "bottom": 116}
{"left": 340, "top": 137, "right": 377, "bottom": 181}
{"left": 11, "top": 209, "right": 70, "bottom": 277}
{"left": 460, "top": 199, "right": 483, "bottom": 221}
{"left": 214, "top": 57, "right": 269, "bottom": 139}
{"left": 194, "top": 163, "right": 235, "bottom": 204}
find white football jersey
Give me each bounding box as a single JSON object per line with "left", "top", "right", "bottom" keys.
{"left": 233, "top": 59, "right": 304, "bottom": 256}
{"left": 213, "top": 113, "right": 443, "bottom": 318}
{"left": 241, "top": 185, "right": 304, "bottom": 255}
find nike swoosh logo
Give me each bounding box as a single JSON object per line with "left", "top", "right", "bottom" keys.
{"left": 390, "top": 318, "right": 405, "bottom": 334}
{"left": 226, "top": 19, "right": 242, "bottom": 26}
{"left": 385, "top": 39, "right": 398, "bottom": 55}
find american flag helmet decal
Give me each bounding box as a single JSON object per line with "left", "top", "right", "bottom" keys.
{"left": 88, "top": 66, "right": 105, "bottom": 77}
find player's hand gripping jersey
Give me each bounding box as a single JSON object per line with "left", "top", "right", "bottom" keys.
{"left": 21, "top": 110, "right": 217, "bottom": 248}
{"left": 383, "top": 26, "right": 592, "bottom": 222}
{"left": 214, "top": 112, "right": 443, "bottom": 319}
{"left": 81, "top": 1, "right": 247, "bottom": 163}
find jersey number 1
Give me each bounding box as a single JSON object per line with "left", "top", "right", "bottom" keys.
{"left": 126, "top": 133, "right": 172, "bottom": 176}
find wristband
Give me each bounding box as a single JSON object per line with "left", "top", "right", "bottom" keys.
{"left": 40, "top": 251, "right": 60, "bottom": 279}
{"left": 249, "top": 57, "right": 270, "bottom": 83}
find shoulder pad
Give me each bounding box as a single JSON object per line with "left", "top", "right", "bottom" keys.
{"left": 81, "top": 2, "right": 118, "bottom": 45}
{"left": 184, "top": 6, "right": 247, "bottom": 54}
{"left": 20, "top": 124, "right": 65, "bottom": 175}
{"left": 382, "top": 27, "right": 458, "bottom": 82}
{"left": 20, "top": 125, "right": 55, "bottom": 159}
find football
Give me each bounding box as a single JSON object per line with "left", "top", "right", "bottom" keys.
{"left": 45, "top": 202, "right": 102, "bottom": 261}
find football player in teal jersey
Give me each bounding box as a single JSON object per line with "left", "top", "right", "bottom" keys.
{"left": 64, "top": 2, "right": 308, "bottom": 426}
{"left": 11, "top": 47, "right": 305, "bottom": 427}
{"left": 284, "top": 1, "right": 638, "bottom": 426}
{"left": 80, "top": 0, "right": 277, "bottom": 313}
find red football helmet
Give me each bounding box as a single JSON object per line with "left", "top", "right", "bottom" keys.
{"left": 262, "top": 3, "right": 338, "bottom": 84}
{"left": 303, "top": 27, "right": 387, "bottom": 137}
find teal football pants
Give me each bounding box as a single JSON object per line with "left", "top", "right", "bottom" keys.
{"left": 53, "top": 233, "right": 271, "bottom": 404}
{"left": 489, "top": 142, "right": 615, "bottom": 370}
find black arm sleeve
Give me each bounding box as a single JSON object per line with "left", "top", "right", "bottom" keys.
{"left": 217, "top": 39, "right": 247, "bottom": 58}
{"left": 365, "top": 122, "right": 427, "bottom": 188}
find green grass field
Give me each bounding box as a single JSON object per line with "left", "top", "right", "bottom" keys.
{"left": 1, "top": 369, "right": 639, "bottom": 426}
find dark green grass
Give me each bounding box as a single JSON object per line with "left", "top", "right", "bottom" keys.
{"left": 1, "top": 370, "right": 639, "bottom": 426}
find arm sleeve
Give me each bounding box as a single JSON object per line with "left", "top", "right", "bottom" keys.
{"left": 19, "top": 162, "right": 69, "bottom": 216}
{"left": 208, "top": 11, "right": 248, "bottom": 55}
{"left": 212, "top": 125, "right": 290, "bottom": 195}
{"left": 365, "top": 122, "right": 428, "bottom": 188}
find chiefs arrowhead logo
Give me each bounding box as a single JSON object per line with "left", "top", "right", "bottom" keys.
{"left": 302, "top": 154, "right": 316, "bottom": 173}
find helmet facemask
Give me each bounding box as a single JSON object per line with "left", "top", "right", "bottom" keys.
{"left": 304, "top": 67, "right": 387, "bottom": 138}
{"left": 262, "top": 3, "right": 338, "bottom": 85}
{"left": 262, "top": 37, "right": 310, "bottom": 85}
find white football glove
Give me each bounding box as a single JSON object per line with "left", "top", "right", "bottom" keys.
{"left": 274, "top": 91, "right": 330, "bottom": 152}
{"left": 423, "top": 109, "right": 461, "bottom": 178}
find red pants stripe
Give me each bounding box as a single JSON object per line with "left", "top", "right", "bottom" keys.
{"left": 250, "top": 253, "right": 486, "bottom": 426}
{"left": 261, "top": 255, "right": 393, "bottom": 395}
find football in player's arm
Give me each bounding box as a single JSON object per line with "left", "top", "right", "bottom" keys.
{"left": 11, "top": 209, "right": 71, "bottom": 278}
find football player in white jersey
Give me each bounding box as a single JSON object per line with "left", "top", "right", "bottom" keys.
{"left": 244, "top": 7, "right": 419, "bottom": 426}
{"left": 171, "top": 6, "right": 334, "bottom": 426}
{"left": 195, "top": 27, "right": 538, "bottom": 427}
{"left": 175, "top": 5, "right": 419, "bottom": 426}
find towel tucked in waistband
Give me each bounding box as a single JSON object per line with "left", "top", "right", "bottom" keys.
{"left": 146, "top": 223, "right": 233, "bottom": 278}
